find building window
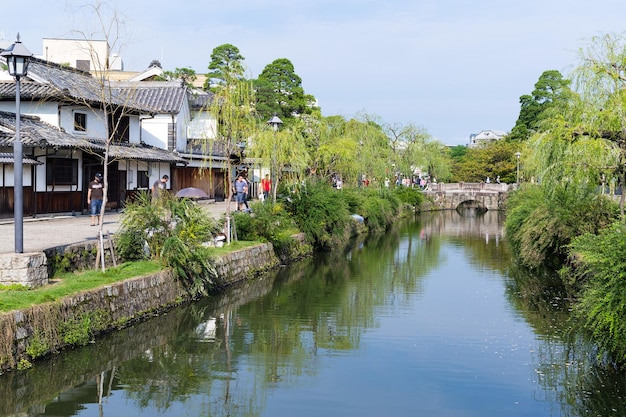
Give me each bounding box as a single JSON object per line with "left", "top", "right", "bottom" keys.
{"left": 76, "top": 59, "right": 90, "bottom": 71}
{"left": 168, "top": 123, "right": 176, "bottom": 150}
{"left": 46, "top": 158, "right": 78, "bottom": 186}
{"left": 74, "top": 112, "right": 87, "bottom": 132}
{"left": 108, "top": 109, "right": 130, "bottom": 143}
{"left": 137, "top": 170, "right": 149, "bottom": 189}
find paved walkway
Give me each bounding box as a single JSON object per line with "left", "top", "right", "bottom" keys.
{"left": 0, "top": 200, "right": 234, "bottom": 254}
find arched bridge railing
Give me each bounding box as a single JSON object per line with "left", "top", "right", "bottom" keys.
{"left": 425, "top": 182, "right": 513, "bottom": 193}
{"left": 421, "top": 182, "right": 513, "bottom": 211}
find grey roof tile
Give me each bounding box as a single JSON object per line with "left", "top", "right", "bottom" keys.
{"left": 1, "top": 58, "right": 187, "bottom": 114}
{"left": 0, "top": 152, "right": 42, "bottom": 165}
{"left": 0, "top": 111, "right": 185, "bottom": 164}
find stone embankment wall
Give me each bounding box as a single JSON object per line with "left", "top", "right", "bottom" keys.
{"left": 0, "top": 235, "right": 310, "bottom": 374}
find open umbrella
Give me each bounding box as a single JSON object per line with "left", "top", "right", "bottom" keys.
{"left": 175, "top": 187, "right": 209, "bottom": 199}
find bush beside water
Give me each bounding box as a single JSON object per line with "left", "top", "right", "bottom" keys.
{"left": 505, "top": 183, "right": 626, "bottom": 368}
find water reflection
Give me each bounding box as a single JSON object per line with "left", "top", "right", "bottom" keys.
{"left": 2, "top": 211, "right": 626, "bottom": 416}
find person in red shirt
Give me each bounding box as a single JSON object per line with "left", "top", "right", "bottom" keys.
{"left": 261, "top": 174, "right": 271, "bottom": 201}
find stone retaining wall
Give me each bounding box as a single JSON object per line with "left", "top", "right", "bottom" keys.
{"left": 0, "top": 236, "right": 310, "bottom": 374}
{"left": 0, "top": 253, "right": 47, "bottom": 288}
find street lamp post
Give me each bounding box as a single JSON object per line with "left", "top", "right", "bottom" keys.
{"left": 267, "top": 114, "right": 283, "bottom": 202}
{"left": 515, "top": 151, "right": 521, "bottom": 185}
{"left": 2, "top": 34, "right": 33, "bottom": 253}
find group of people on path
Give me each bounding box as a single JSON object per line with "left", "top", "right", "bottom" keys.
{"left": 88, "top": 170, "right": 271, "bottom": 226}
{"left": 234, "top": 174, "right": 271, "bottom": 211}
{"left": 87, "top": 173, "right": 170, "bottom": 227}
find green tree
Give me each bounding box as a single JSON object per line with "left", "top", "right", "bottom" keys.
{"left": 248, "top": 121, "right": 310, "bottom": 202}
{"left": 203, "top": 43, "right": 246, "bottom": 92}
{"left": 451, "top": 140, "right": 519, "bottom": 183}
{"left": 509, "top": 70, "right": 572, "bottom": 141}
{"left": 201, "top": 75, "right": 256, "bottom": 239}
{"left": 448, "top": 145, "right": 468, "bottom": 161}
{"left": 296, "top": 114, "right": 354, "bottom": 179}
{"left": 254, "top": 58, "right": 316, "bottom": 121}
{"left": 340, "top": 115, "right": 393, "bottom": 187}
{"left": 157, "top": 67, "right": 197, "bottom": 89}
{"left": 571, "top": 32, "right": 626, "bottom": 217}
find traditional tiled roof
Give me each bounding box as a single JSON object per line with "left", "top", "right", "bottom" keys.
{"left": 0, "top": 152, "right": 42, "bottom": 165}
{"left": 86, "top": 137, "right": 187, "bottom": 163}
{"left": 0, "top": 111, "right": 97, "bottom": 149}
{"left": 188, "top": 89, "right": 215, "bottom": 110}
{"left": 119, "top": 81, "right": 186, "bottom": 113}
{"left": 0, "top": 111, "right": 185, "bottom": 164}
{"left": 0, "top": 57, "right": 187, "bottom": 114}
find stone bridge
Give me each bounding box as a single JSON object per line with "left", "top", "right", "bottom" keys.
{"left": 422, "top": 182, "right": 513, "bottom": 212}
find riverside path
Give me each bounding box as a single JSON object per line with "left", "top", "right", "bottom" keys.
{"left": 0, "top": 200, "right": 233, "bottom": 254}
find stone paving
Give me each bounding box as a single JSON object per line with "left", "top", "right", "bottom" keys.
{"left": 0, "top": 200, "right": 234, "bottom": 254}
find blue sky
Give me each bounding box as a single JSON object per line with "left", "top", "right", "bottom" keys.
{"left": 3, "top": 0, "right": 626, "bottom": 145}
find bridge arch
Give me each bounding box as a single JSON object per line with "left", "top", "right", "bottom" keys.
{"left": 456, "top": 199, "right": 488, "bottom": 214}
{"left": 422, "top": 182, "right": 513, "bottom": 212}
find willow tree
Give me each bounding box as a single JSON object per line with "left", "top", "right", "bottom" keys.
{"left": 296, "top": 115, "right": 357, "bottom": 180}
{"left": 343, "top": 115, "right": 393, "bottom": 187}
{"left": 569, "top": 32, "right": 626, "bottom": 217}
{"left": 65, "top": 1, "right": 137, "bottom": 270}
{"left": 504, "top": 34, "right": 626, "bottom": 269}
{"left": 204, "top": 78, "right": 256, "bottom": 241}
{"left": 526, "top": 33, "right": 626, "bottom": 217}
{"left": 247, "top": 122, "right": 310, "bottom": 202}
{"left": 385, "top": 122, "right": 451, "bottom": 182}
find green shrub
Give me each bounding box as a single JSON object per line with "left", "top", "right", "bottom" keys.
{"left": 340, "top": 188, "right": 366, "bottom": 214}
{"left": 286, "top": 180, "right": 351, "bottom": 250}
{"left": 161, "top": 238, "right": 217, "bottom": 296}
{"left": 61, "top": 314, "right": 94, "bottom": 346}
{"left": 234, "top": 201, "right": 298, "bottom": 260}
{"left": 26, "top": 332, "right": 49, "bottom": 359}
{"left": 505, "top": 184, "right": 618, "bottom": 269}
{"left": 391, "top": 186, "right": 424, "bottom": 207}
{"left": 361, "top": 195, "right": 396, "bottom": 232}
{"left": 117, "top": 192, "right": 221, "bottom": 293}
{"left": 567, "top": 222, "right": 626, "bottom": 365}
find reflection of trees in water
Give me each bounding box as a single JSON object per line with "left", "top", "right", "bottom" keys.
{"left": 419, "top": 211, "right": 511, "bottom": 275}
{"left": 236, "top": 218, "right": 439, "bottom": 381}
{"left": 8, "top": 214, "right": 626, "bottom": 417}
{"left": 505, "top": 260, "right": 626, "bottom": 417}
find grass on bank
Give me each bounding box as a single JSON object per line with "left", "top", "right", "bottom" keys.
{"left": 0, "top": 260, "right": 162, "bottom": 313}
{"left": 0, "top": 239, "right": 266, "bottom": 314}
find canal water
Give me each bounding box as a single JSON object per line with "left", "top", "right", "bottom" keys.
{"left": 1, "top": 211, "right": 626, "bottom": 416}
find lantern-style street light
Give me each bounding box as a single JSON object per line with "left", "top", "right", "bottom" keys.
{"left": 2, "top": 34, "right": 33, "bottom": 253}
{"left": 267, "top": 113, "right": 283, "bottom": 202}
{"left": 515, "top": 151, "right": 521, "bottom": 185}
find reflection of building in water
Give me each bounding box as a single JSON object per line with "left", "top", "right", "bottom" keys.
{"left": 485, "top": 231, "right": 499, "bottom": 245}
{"left": 196, "top": 317, "right": 218, "bottom": 341}
{"left": 420, "top": 211, "right": 505, "bottom": 242}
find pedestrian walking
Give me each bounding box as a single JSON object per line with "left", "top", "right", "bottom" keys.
{"left": 151, "top": 175, "right": 169, "bottom": 203}
{"left": 261, "top": 174, "right": 271, "bottom": 202}
{"left": 87, "top": 173, "right": 104, "bottom": 226}
{"left": 234, "top": 175, "right": 248, "bottom": 211}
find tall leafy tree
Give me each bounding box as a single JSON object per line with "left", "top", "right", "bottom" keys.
{"left": 254, "top": 58, "right": 316, "bottom": 121}
{"left": 384, "top": 122, "right": 450, "bottom": 182}
{"left": 203, "top": 44, "right": 246, "bottom": 92}
{"left": 509, "top": 70, "right": 572, "bottom": 141}
{"left": 451, "top": 140, "right": 520, "bottom": 183}
{"left": 157, "top": 67, "right": 197, "bottom": 89}
{"left": 247, "top": 122, "right": 310, "bottom": 202}
{"left": 526, "top": 32, "right": 626, "bottom": 217}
